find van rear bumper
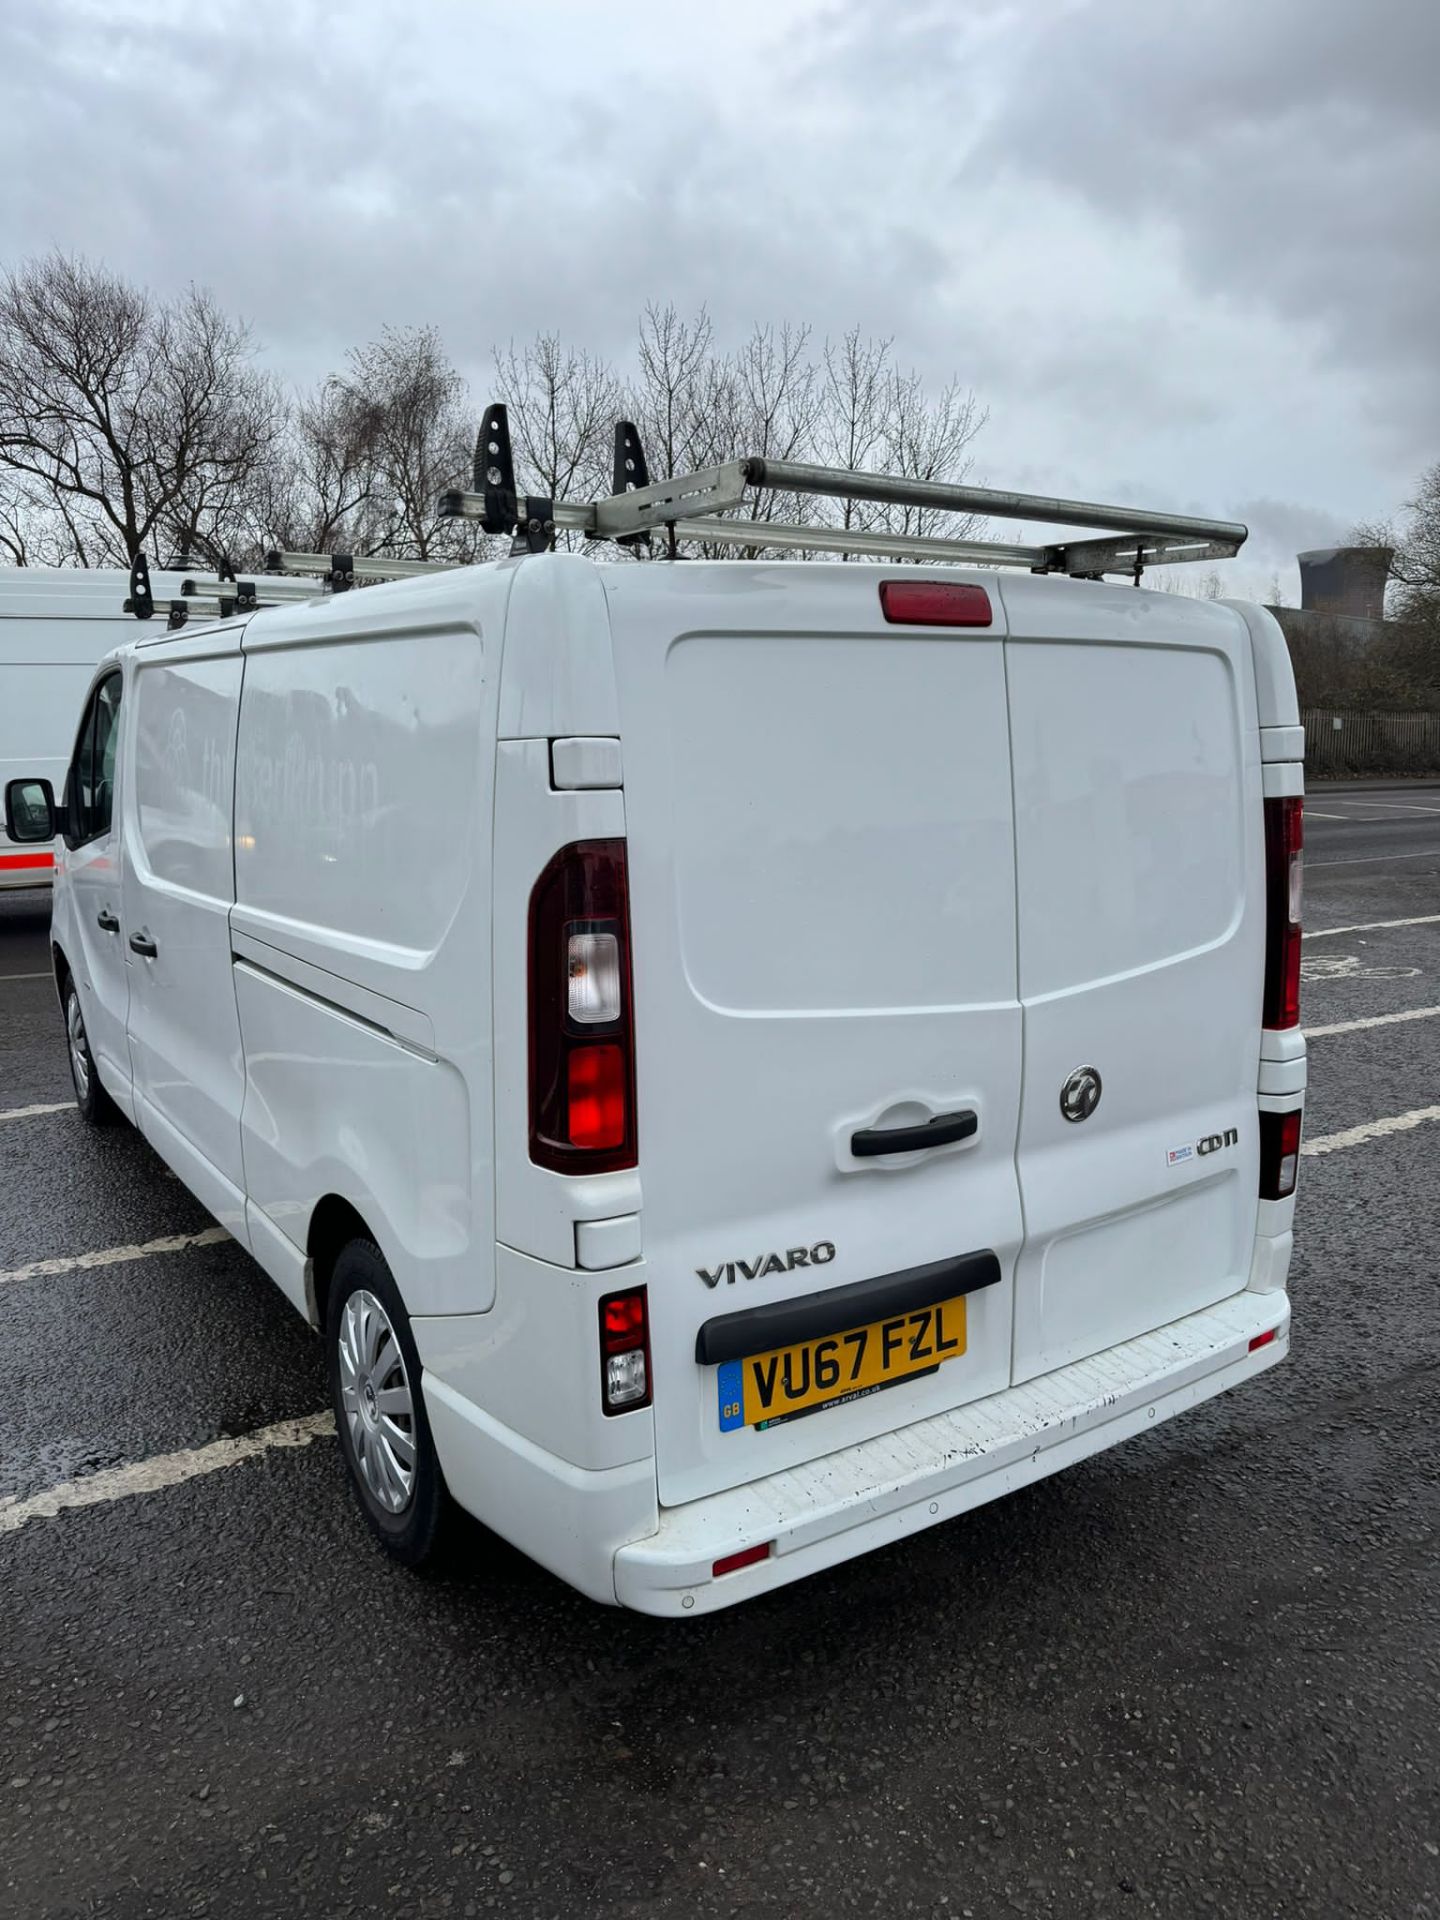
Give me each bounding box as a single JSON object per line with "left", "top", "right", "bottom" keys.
{"left": 613, "top": 1289, "right": 1290, "bottom": 1618}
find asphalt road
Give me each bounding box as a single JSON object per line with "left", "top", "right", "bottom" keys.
{"left": 2, "top": 781, "right": 1437, "bottom": 1919}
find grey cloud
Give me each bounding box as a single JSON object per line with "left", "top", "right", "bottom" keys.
{"left": 962, "top": 0, "right": 1440, "bottom": 452}
{"left": 0, "top": 0, "right": 956, "bottom": 393}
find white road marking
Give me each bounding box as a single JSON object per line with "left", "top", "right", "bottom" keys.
{"left": 0, "top": 1225, "right": 229, "bottom": 1289}
{"left": 1304, "top": 810, "right": 1352, "bottom": 820}
{"left": 1308, "top": 848, "right": 1440, "bottom": 869}
{"left": 0, "top": 971, "right": 54, "bottom": 982}
{"left": 0, "top": 1101, "right": 72, "bottom": 1123}
{"left": 1305, "top": 913, "right": 1440, "bottom": 939}
{"left": 1344, "top": 799, "right": 1440, "bottom": 814}
{"left": 1300, "top": 953, "right": 1418, "bottom": 983}
{"left": 3, "top": 1084, "right": 1437, "bottom": 1538}
{"left": 0, "top": 1413, "right": 335, "bottom": 1538}
{"left": 1307, "top": 1005, "right": 1440, "bottom": 1038}
{"left": 1302, "top": 1106, "right": 1440, "bottom": 1157}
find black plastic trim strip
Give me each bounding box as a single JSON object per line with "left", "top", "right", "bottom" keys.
{"left": 695, "top": 1249, "right": 1001, "bottom": 1367}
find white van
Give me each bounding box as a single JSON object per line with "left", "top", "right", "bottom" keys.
{"left": 4, "top": 459, "right": 1306, "bottom": 1615}
{"left": 0, "top": 565, "right": 322, "bottom": 890}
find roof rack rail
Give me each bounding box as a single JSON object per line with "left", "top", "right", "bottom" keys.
{"left": 123, "top": 555, "right": 337, "bottom": 625}
{"left": 438, "top": 409, "right": 1246, "bottom": 578}
{"left": 264, "top": 549, "right": 461, "bottom": 586}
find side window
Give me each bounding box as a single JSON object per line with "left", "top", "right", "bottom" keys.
{"left": 70, "top": 673, "right": 123, "bottom": 844}
{"left": 68, "top": 691, "right": 100, "bottom": 841}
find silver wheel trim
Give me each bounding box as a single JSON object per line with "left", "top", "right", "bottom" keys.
{"left": 337, "top": 1288, "right": 418, "bottom": 1515}
{"left": 67, "top": 990, "right": 91, "bottom": 1100}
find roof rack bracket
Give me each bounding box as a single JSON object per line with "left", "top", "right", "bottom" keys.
{"left": 612, "top": 422, "right": 653, "bottom": 552}
{"left": 127, "top": 552, "right": 155, "bottom": 621}
{"left": 512, "top": 497, "right": 556, "bottom": 556}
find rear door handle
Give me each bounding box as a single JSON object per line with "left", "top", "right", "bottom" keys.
{"left": 128, "top": 931, "right": 157, "bottom": 958}
{"left": 96, "top": 909, "right": 119, "bottom": 933}
{"left": 851, "top": 1109, "right": 978, "bottom": 1157}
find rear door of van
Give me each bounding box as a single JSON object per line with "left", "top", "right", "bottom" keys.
{"left": 606, "top": 565, "right": 1024, "bottom": 1507}
{"left": 998, "top": 578, "right": 1265, "bottom": 1382}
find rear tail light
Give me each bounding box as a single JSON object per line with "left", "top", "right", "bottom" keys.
{"left": 1262, "top": 796, "right": 1303, "bottom": 1029}
{"left": 1259, "top": 1108, "right": 1302, "bottom": 1200}
{"left": 879, "top": 580, "right": 992, "bottom": 627}
{"left": 599, "top": 1286, "right": 651, "bottom": 1414}
{"left": 529, "top": 840, "right": 637, "bottom": 1173}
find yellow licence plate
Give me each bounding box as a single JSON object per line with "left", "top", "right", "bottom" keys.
{"left": 717, "top": 1295, "right": 968, "bottom": 1432}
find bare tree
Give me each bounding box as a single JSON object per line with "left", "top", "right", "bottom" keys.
{"left": 616, "top": 307, "right": 985, "bottom": 559}
{"left": 1354, "top": 461, "right": 1440, "bottom": 636}
{"left": 0, "top": 252, "right": 285, "bottom": 567}
{"left": 492, "top": 334, "right": 622, "bottom": 547}
{"left": 274, "top": 327, "right": 486, "bottom": 564}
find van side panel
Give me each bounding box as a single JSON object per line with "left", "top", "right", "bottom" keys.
{"left": 231, "top": 581, "right": 501, "bottom": 1317}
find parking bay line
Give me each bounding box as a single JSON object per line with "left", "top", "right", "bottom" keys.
{"left": 0, "top": 1101, "right": 72, "bottom": 1123}
{"left": 2, "top": 1100, "right": 1437, "bottom": 1540}
{"left": 1307, "top": 1005, "right": 1440, "bottom": 1039}
{"left": 0, "top": 1225, "right": 229, "bottom": 1289}
{"left": 1302, "top": 1105, "right": 1440, "bottom": 1157}
{"left": 0, "top": 1413, "right": 335, "bottom": 1538}
{"left": 1305, "top": 913, "right": 1440, "bottom": 940}
{"left": 1308, "top": 848, "right": 1440, "bottom": 869}
{"left": 0, "top": 1082, "right": 1436, "bottom": 1543}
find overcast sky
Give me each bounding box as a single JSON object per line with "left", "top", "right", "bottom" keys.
{"left": 2, "top": 0, "right": 1436, "bottom": 597}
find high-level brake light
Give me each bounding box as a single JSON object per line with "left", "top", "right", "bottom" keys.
{"left": 529, "top": 840, "right": 637, "bottom": 1173}
{"left": 879, "top": 580, "right": 993, "bottom": 627}
{"left": 1263, "top": 796, "right": 1304, "bottom": 1029}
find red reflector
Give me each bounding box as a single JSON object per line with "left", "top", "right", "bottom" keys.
{"left": 1249, "top": 1329, "right": 1277, "bottom": 1353}
{"left": 601, "top": 1290, "right": 646, "bottom": 1352}
{"left": 566, "top": 1043, "right": 628, "bottom": 1150}
{"left": 879, "top": 580, "right": 992, "bottom": 627}
{"left": 712, "top": 1542, "right": 772, "bottom": 1579}
{"left": 1259, "top": 1107, "right": 1303, "bottom": 1200}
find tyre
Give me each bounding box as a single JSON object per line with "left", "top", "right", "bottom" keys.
{"left": 326, "top": 1238, "right": 451, "bottom": 1566}
{"left": 62, "top": 973, "right": 120, "bottom": 1126}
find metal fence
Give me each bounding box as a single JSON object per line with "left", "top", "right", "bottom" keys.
{"left": 1302, "top": 709, "right": 1440, "bottom": 777}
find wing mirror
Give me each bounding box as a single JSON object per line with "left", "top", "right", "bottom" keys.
{"left": 4, "top": 777, "right": 61, "bottom": 843}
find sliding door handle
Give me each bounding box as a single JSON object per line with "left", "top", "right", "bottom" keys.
{"left": 128, "top": 930, "right": 157, "bottom": 958}
{"left": 851, "top": 1109, "right": 978, "bottom": 1157}
{"left": 96, "top": 909, "right": 119, "bottom": 933}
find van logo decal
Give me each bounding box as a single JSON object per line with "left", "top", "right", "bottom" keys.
{"left": 696, "top": 1242, "right": 836, "bottom": 1288}
{"left": 1169, "top": 1126, "right": 1239, "bottom": 1167}
{"left": 1059, "top": 1065, "right": 1102, "bottom": 1124}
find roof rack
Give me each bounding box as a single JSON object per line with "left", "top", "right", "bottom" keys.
{"left": 123, "top": 555, "right": 340, "bottom": 630}
{"left": 438, "top": 405, "right": 1246, "bottom": 578}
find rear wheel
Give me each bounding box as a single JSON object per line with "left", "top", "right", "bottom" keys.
{"left": 326, "top": 1238, "right": 450, "bottom": 1566}
{"left": 62, "top": 975, "right": 119, "bottom": 1126}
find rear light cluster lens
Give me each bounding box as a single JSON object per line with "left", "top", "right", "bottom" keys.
{"left": 599, "top": 1287, "right": 651, "bottom": 1414}
{"left": 529, "top": 840, "right": 637, "bottom": 1173}
{"left": 1259, "top": 1108, "right": 1302, "bottom": 1200}
{"left": 879, "top": 580, "right": 992, "bottom": 627}
{"left": 1262, "top": 796, "right": 1304, "bottom": 1029}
